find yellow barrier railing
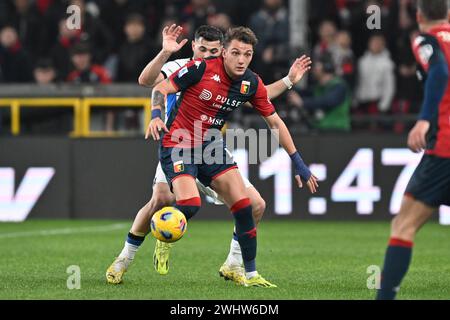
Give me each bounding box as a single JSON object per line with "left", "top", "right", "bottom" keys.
{"left": 82, "top": 98, "right": 151, "bottom": 137}
{"left": 0, "top": 97, "right": 151, "bottom": 138}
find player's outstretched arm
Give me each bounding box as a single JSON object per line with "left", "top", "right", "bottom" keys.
{"left": 265, "top": 55, "right": 312, "bottom": 100}
{"left": 138, "top": 24, "right": 188, "bottom": 87}
{"left": 264, "top": 113, "right": 318, "bottom": 193}
{"left": 145, "top": 79, "right": 178, "bottom": 140}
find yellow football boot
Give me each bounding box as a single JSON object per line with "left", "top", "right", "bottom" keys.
{"left": 106, "top": 257, "right": 130, "bottom": 284}
{"left": 243, "top": 273, "right": 277, "bottom": 288}
{"left": 219, "top": 263, "right": 246, "bottom": 285}
{"left": 153, "top": 240, "right": 173, "bottom": 275}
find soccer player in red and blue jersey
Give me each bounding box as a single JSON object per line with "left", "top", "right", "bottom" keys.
{"left": 106, "top": 25, "right": 312, "bottom": 285}
{"left": 377, "top": 0, "right": 450, "bottom": 299}
{"left": 147, "top": 27, "right": 319, "bottom": 288}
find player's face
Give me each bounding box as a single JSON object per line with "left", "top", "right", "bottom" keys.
{"left": 192, "top": 38, "right": 223, "bottom": 59}
{"left": 222, "top": 40, "right": 254, "bottom": 78}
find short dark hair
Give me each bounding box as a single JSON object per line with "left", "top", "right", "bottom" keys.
{"left": 223, "top": 27, "right": 258, "bottom": 48}
{"left": 70, "top": 41, "right": 91, "bottom": 56}
{"left": 35, "top": 58, "right": 55, "bottom": 70}
{"left": 194, "top": 25, "right": 224, "bottom": 44}
{"left": 125, "top": 13, "right": 145, "bottom": 26}
{"left": 418, "top": 0, "right": 448, "bottom": 21}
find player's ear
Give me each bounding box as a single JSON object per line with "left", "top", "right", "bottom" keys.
{"left": 191, "top": 40, "right": 195, "bottom": 51}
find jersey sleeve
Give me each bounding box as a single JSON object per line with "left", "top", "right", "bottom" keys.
{"left": 169, "top": 59, "right": 206, "bottom": 91}
{"left": 161, "top": 59, "right": 189, "bottom": 78}
{"left": 249, "top": 76, "right": 276, "bottom": 117}
{"left": 412, "top": 34, "right": 444, "bottom": 72}
{"left": 412, "top": 34, "right": 449, "bottom": 121}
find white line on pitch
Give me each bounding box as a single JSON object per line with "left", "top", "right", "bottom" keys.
{"left": 0, "top": 223, "right": 129, "bottom": 239}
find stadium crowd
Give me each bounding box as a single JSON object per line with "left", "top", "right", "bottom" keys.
{"left": 0, "top": 0, "right": 422, "bottom": 133}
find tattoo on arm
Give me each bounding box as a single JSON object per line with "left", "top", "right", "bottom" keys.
{"left": 152, "top": 90, "right": 165, "bottom": 108}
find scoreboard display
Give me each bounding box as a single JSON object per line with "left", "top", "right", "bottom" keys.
{"left": 224, "top": 134, "right": 450, "bottom": 223}
{"left": 1, "top": 135, "right": 449, "bottom": 223}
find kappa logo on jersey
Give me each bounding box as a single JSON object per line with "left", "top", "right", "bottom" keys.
{"left": 173, "top": 161, "right": 184, "bottom": 173}
{"left": 178, "top": 66, "right": 188, "bottom": 78}
{"left": 199, "top": 89, "right": 213, "bottom": 101}
{"left": 211, "top": 74, "right": 221, "bottom": 83}
{"left": 240, "top": 81, "right": 250, "bottom": 94}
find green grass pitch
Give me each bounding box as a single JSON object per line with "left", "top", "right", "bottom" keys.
{"left": 0, "top": 219, "right": 449, "bottom": 300}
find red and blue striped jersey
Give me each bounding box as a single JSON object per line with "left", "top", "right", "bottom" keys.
{"left": 162, "top": 56, "right": 275, "bottom": 148}
{"left": 412, "top": 23, "right": 450, "bottom": 158}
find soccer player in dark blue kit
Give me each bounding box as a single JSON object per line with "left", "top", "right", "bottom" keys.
{"left": 376, "top": 0, "right": 450, "bottom": 300}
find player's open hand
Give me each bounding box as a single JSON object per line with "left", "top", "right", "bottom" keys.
{"left": 162, "top": 24, "right": 189, "bottom": 54}
{"left": 287, "top": 55, "right": 312, "bottom": 85}
{"left": 295, "top": 174, "right": 319, "bottom": 194}
{"left": 146, "top": 118, "right": 169, "bottom": 141}
{"left": 407, "top": 120, "right": 430, "bottom": 153}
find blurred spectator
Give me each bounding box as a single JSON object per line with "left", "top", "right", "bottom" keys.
{"left": 67, "top": 41, "right": 113, "bottom": 131}
{"left": 116, "top": 13, "right": 157, "bottom": 131}
{"left": 335, "top": 30, "right": 355, "bottom": 88}
{"left": 66, "top": 42, "right": 111, "bottom": 84}
{"left": 117, "top": 14, "right": 157, "bottom": 82}
{"left": 213, "top": 0, "right": 262, "bottom": 26}
{"left": 207, "top": 12, "right": 232, "bottom": 33}
{"left": 391, "top": 29, "right": 423, "bottom": 133}
{"left": 99, "top": 0, "right": 165, "bottom": 52}
{"left": 50, "top": 18, "right": 83, "bottom": 81}
{"left": 287, "top": 53, "right": 351, "bottom": 132}
{"left": 100, "top": 0, "right": 140, "bottom": 52}
{"left": 249, "top": 0, "right": 290, "bottom": 83}
{"left": 313, "top": 20, "right": 339, "bottom": 61}
{"left": 69, "top": 0, "right": 114, "bottom": 64}
{"left": 347, "top": 0, "right": 390, "bottom": 58}
{"left": 33, "top": 58, "right": 57, "bottom": 84}
{"left": 308, "top": 0, "right": 340, "bottom": 46}
{"left": 0, "top": 25, "right": 33, "bottom": 82}
{"left": 176, "top": 0, "right": 217, "bottom": 59}
{"left": 386, "top": 0, "right": 417, "bottom": 59}
{"left": 181, "top": 0, "right": 217, "bottom": 37}
{"left": 4, "top": 0, "right": 61, "bottom": 60}
{"left": 355, "top": 34, "right": 395, "bottom": 115}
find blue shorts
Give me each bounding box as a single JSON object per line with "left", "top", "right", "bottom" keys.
{"left": 159, "top": 140, "right": 237, "bottom": 190}
{"left": 405, "top": 155, "right": 450, "bottom": 207}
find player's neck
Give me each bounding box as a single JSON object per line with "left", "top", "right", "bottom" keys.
{"left": 420, "top": 20, "right": 448, "bottom": 32}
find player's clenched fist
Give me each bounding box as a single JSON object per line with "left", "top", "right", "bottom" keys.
{"left": 146, "top": 116, "right": 169, "bottom": 141}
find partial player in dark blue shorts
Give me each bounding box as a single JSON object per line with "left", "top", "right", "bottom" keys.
{"left": 377, "top": 0, "right": 450, "bottom": 300}
{"left": 159, "top": 139, "right": 238, "bottom": 191}
{"left": 405, "top": 155, "right": 450, "bottom": 207}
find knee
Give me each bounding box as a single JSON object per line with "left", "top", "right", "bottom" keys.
{"left": 149, "top": 192, "right": 174, "bottom": 213}
{"left": 251, "top": 197, "right": 266, "bottom": 224}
